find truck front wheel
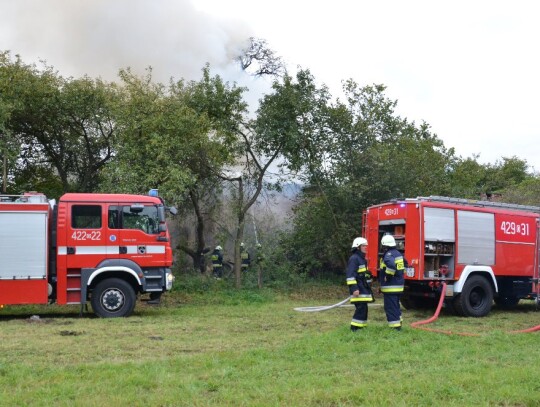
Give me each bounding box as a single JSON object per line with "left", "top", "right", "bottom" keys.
{"left": 453, "top": 275, "right": 493, "bottom": 317}
{"left": 91, "top": 278, "right": 137, "bottom": 318}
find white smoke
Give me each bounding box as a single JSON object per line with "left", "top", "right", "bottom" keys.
{"left": 0, "top": 0, "right": 255, "bottom": 84}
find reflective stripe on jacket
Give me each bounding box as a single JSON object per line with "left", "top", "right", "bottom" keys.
{"left": 211, "top": 251, "right": 223, "bottom": 268}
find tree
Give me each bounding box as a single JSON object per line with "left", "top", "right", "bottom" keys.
{"left": 0, "top": 52, "right": 119, "bottom": 195}
{"left": 103, "top": 66, "right": 248, "bottom": 274}
{"left": 0, "top": 96, "right": 12, "bottom": 193}
{"left": 253, "top": 69, "right": 340, "bottom": 272}
{"left": 447, "top": 155, "right": 531, "bottom": 199}
{"left": 237, "top": 37, "right": 285, "bottom": 77}
{"left": 268, "top": 78, "right": 457, "bottom": 274}
{"left": 500, "top": 176, "right": 540, "bottom": 206}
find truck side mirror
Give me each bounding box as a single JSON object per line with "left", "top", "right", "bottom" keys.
{"left": 168, "top": 207, "right": 178, "bottom": 216}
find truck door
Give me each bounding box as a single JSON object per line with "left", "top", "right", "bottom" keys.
{"left": 62, "top": 203, "right": 108, "bottom": 304}
{"left": 111, "top": 203, "right": 165, "bottom": 269}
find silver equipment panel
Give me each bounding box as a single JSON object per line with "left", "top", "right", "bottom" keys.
{"left": 457, "top": 210, "right": 495, "bottom": 265}
{"left": 0, "top": 211, "right": 48, "bottom": 279}
{"left": 424, "top": 207, "right": 455, "bottom": 242}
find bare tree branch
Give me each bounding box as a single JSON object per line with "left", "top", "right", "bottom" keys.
{"left": 236, "top": 37, "right": 286, "bottom": 78}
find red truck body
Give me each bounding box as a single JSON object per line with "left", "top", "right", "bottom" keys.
{"left": 363, "top": 196, "right": 540, "bottom": 316}
{"left": 0, "top": 191, "right": 174, "bottom": 317}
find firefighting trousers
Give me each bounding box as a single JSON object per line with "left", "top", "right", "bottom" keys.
{"left": 351, "top": 302, "right": 368, "bottom": 329}
{"left": 383, "top": 294, "right": 402, "bottom": 328}
{"left": 213, "top": 266, "right": 223, "bottom": 278}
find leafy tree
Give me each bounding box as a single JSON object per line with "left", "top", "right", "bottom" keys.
{"left": 500, "top": 176, "right": 540, "bottom": 206}
{"left": 448, "top": 155, "right": 531, "bottom": 199}
{"left": 0, "top": 52, "right": 118, "bottom": 195}
{"left": 0, "top": 96, "right": 12, "bottom": 193}
{"left": 104, "top": 67, "right": 247, "bottom": 274}
{"left": 177, "top": 66, "right": 248, "bottom": 273}
{"left": 265, "top": 77, "right": 457, "bottom": 274}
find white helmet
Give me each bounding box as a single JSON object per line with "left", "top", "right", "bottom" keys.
{"left": 351, "top": 237, "right": 368, "bottom": 248}
{"left": 240, "top": 242, "right": 245, "bottom": 247}
{"left": 215, "top": 245, "right": 223, "bottom": 251}
{"left": 381, "top": 235, "right": 396, "bottom": 247}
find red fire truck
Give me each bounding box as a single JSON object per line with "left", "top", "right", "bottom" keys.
{"left": 363, "top": 196, "right": 540, "bottom": 317}
{"left": 0, "top": 190, "right": 176, "bottom": 317}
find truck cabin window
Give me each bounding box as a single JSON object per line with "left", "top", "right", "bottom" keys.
{"left": 72, "top": 205, "right": 102, "bottom": 229}
{"left": 108, "top": 205, "right": 159, "bottom": 234}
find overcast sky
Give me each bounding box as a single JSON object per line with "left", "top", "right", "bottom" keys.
{"left": 1, "top": 0, "right": 539, "bottom": 171}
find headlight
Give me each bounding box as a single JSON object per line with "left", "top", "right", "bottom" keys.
{"left": 166, "top": 271, "right": 175, "bottom": 290}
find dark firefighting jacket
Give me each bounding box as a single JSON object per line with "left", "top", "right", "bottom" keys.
{"left": 211, "top": 250, "right": 223, "bottom": 269}
{"left": 346, "top": 250, "right": 373, "bottom": 303}
{"left": 379, "top": 248, "right": 406, "bottom": 294}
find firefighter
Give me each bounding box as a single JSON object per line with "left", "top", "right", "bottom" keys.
{"left": 379, "top": 234, "right": 406, "bottom": 330}
{"left": 346, "top": 237, "right": 374, "bottom": 332}
{"left": 240, "top": 243, "right": 251, "bottom": 272}
{"left": 211, "top": 245, "right": 224, "bottom": 279}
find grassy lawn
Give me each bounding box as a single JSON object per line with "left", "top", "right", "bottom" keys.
{"left": 1, "top": 282, "right": 539, "bottom": 406}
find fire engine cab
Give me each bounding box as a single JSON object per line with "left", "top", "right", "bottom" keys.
{"left": 0, "top": 191, "right": 176, "bottom": 317}
{"left": 363, "top": 196, "right": 540, "bottom": 317}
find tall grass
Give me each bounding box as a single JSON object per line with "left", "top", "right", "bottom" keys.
{"left": 1, "top": 280, "right": 539, "bottom": 406}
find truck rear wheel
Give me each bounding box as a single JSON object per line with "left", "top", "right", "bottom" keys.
{"left": 453, "top": 275, "right": 493, "bottom": 317}
{"left": 91, "top": 278, "right": 136, "bottom": 318}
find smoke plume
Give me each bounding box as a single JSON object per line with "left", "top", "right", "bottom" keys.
{"left": 0, "top": 0, "right": 253, "bottom": 83}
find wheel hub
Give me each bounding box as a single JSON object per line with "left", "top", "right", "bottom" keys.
{"left": 102, "top": 289, "right": 125, "bottom": 311}
{"left": 470, "top": 289, "right": 485, "bottom": 308}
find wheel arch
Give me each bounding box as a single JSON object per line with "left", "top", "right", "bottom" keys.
{"left": 453, "top": 266, "right": 498, "bottom": 295}
{"left": 81, "top": 260, "right": 143, "bottom": 302}
{"left": 87, "top": 267, "right": 141, "bottom": 288}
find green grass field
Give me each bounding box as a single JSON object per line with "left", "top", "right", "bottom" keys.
{"left": 1, "top": 283, "right": 539, "bottom": 406}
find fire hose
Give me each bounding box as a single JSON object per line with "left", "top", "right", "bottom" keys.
{"left": 295, "top": 281, "right": 540, "bottom": 334}
{"left": 411, "top": 282, "right": 540, "bottom": 335}
{"left": 294, "top": 296, "right": 354, "bottom": 312}
{"left": 294, "top": 280, "right": 379, "bottom": 312}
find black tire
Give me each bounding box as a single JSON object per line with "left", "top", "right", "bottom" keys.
{"left": 494, "top": 296, "right": 520, "bottom": 309}
{"left": 91, "top": 278, "right": 137, "bottom": 318}
{"left": 453, "top": 275, "right": 493, "bottom": 317}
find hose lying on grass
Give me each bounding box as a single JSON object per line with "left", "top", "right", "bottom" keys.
{"left": 294, "top": 284, "right": 540, "bottom": 333}
{"left": 410, "top": 282, "right": 479, "bottom": 337}
{"left": 294, "top": 297, "right": 382, "bottom": 312}
{"left": 293, "top": 296, "right": 353, "bottom": 312}
{"left": 411, "top": 282, "right": 540, "bottom": 335}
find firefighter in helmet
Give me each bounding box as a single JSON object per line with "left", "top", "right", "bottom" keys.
{"left": 379, "top": 234, "right": 406, "bottom": 330}
{"left": 240, "top": 242, "right": 251, "bottom": 272}
{"left": 211, "top": 245, "right": 224, "bottom": 279}
{"left": 346, "top": 237, "right": 374, "bottom": 332}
